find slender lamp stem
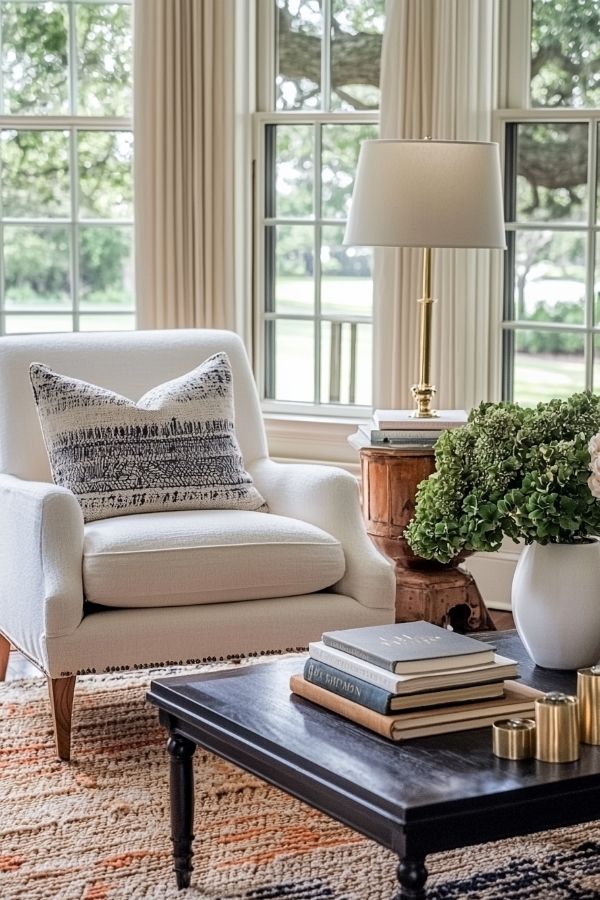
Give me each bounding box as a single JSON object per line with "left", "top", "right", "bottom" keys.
{"left": 411, "top": 246, "right": 437, "bottom": 417}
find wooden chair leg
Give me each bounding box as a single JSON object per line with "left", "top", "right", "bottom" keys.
{"left": 47, "top": 675, "right": 76, "bottom": 762}
{"left": 0, "top": 634, "right": 10, "bottom": 681}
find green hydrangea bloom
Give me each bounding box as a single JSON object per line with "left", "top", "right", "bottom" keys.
{"left": 404, "top": 392, "right": 600, "bottom": 563}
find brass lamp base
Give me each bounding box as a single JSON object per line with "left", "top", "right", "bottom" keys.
{"left": 410, "top": 382, "right": 438, "bottom": 418}
{"left": 410, "top": 247, "right": 438, "bottom": 418}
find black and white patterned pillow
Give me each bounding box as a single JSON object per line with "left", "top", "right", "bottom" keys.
{"left": 29, "top": 352, "right": 267, "bottom": 522}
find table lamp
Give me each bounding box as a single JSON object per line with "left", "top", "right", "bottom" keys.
{"left": 344, "top": 139, "right": 506, "bottom": 418}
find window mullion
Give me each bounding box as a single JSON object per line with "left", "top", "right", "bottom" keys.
{"left": 68, "top": 0, "right": 78, "bottom": 116}
{"left": 69, "top": 127, "right": 79, "bottom": 331}
{"left": 586, "top": 121, "right": 598, "bottom": 388}
{"left": 321, "top": 0, "right": 331, "bottom": 113}
{"left": 314, "top": 123, "right": 322, "bottom": 405}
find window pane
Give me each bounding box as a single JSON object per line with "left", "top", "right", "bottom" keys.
{"left": 513, "top": 330, "right": 585, "bottom": 405}
{"left": 321, "top": 224, "right": 372, "bottom": 316}
{"left": 79, "top": 313, "right": 135, "bottom": 331}
{"left": 1, "top": 2, "right": 69, "bottom": 114}
{"left": 531, "top": 0, "right": 600, "bottom": 107}
{"left": 76, "top": 2, "right": 132, "bottom": 116}
{"left": 515, "top": 123, "right": 588, "bottom": 223}
{"left": 330, "top": 0, "right": 384, "bottom": 111}
{"left": 271, "top": 319, "right": 315, "bottom": 401}
{"left": 4, "top": 225, "right": 71, "bottom": 308}
{"left": 513, "top": 231, "right": 586, "bottom": 324}
{"left": 273, "top": 224, "right": 314, "bottom": 313}
{"left": 273, "top": 124, "right": 313, "bottom": 218}
{"left": 4, "top": 314, "right": 73, "bottom": 334}
{"left": 320, "top": 320, "right": 371, "bottom": 404}
{"left": 1, "top": 130, "right": 69, "bottom": 218}
{"left": 78, "top": 131, "right": 133, "bottom": 219}
{"left": 321, "top": 123, "right": 377, "bottom": 219}
{"left": 276, "top": 0, "right": 322, "bottom": 110}
{"left": 79, "top": 225, "right": 134, "bottom": 308}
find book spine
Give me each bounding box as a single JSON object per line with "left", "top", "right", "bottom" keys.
{"left": 320, "top": 636, "right": 395, "bottom": 671}
{"left": 290, "top": 674, "right": 395, "bottom": 739}
{"left": 309, "top": 644, "right": 401, "bottom": 690}
{"left": 304, "top": 659, "right": 392, "bottom": 714}
{"left": 371, "top": 430, "right": 440, "bottom": 444}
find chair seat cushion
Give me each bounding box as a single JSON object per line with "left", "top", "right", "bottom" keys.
{"left": 83, "top": 509, "right": 345, "bottom": 608}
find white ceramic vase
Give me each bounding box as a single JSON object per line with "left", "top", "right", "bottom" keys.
{"left": 512, "top": 539, "right": 600, "bottom": 670}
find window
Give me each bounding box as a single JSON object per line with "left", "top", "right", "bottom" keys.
{"left": 0, "top": 0, "right": 133, "bottom": 335}
{"left": 256, "top": 0, "right": 384, "bottom": 413}
{"left": 501, "top": 0, "right": 600, "bottom": 404}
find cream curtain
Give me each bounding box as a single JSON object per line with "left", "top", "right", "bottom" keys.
{"left": 374, "top": 0, "right": 499, "bottom": 409}
{"left": 134, "top": 0, "right": 238, "bottom": 329}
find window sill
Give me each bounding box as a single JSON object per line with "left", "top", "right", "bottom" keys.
{"left": 263, "top": 412, "right": 368, "bottom": 471}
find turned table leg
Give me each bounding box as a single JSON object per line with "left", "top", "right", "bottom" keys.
{"left": 167, "top": 734, "right": 196, "bottom": 890}
{"left": 394, "top": 856, "right": 428, "bottom": 900}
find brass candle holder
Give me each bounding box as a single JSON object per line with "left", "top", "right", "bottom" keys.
{"left": 492, "top": 718, "right": 535, "bottom": 760}
{"left": 577, "top": 665, "right": 600, "bottom": 745}
{"left": 535, "top": 692, "right": 579, "bottom": 763}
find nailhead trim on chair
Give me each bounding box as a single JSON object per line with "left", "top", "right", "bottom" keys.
{"left": 59, "top": 647, "right": 309, "bottom": 677}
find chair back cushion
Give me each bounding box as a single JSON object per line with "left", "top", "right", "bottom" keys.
{"left": 0, "top": 329, "right": 268, "bottom": 483}
{"left": 29, "top": 352, "right": 267, "bottom": 521}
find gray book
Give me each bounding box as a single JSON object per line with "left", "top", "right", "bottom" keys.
{"left": 308, "top": 642, "right": 519, "bottom": 693}
{"left": 321, "top": 621, "right": 496, "bottom": 674}
{"left": 370, "top": 429, "right": 440, "bottom": 445}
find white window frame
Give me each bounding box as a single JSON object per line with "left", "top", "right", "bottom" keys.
{"left": 495, "top": 0, "right": 600, "bottom": 401}
{"left": 253, "top": 0, "right": 379, "bottom": 421}
{"left": 0, "top": 0, "right": 134, "bottom": 335}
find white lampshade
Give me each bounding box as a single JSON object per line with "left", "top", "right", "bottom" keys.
{"left": 344, "top": 139, "right": 506, "bottom": 250}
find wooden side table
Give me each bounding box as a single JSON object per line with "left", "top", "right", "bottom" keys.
{"left": 359, "top": 445, "right": 495, "bottom": 632}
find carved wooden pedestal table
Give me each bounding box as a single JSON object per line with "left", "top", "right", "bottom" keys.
{"left": 359, "top": 444, "right": 495, "bottom": 631}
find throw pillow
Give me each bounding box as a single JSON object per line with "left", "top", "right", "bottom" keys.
{"left": 29, "top": 352, "right": 267, "bottom": 522}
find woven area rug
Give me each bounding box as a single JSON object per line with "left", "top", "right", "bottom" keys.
{"left": 1, "top": 659, "right": 599, "bottom": 900}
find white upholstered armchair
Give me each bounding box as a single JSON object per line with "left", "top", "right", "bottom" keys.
{"left": 0, "top": 329, "right": 395, "bottom": 759}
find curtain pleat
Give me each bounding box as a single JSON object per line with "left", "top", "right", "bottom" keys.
{"left": 134, "top": 0, "right": 237, "bottom": 330}
{"left": 374, "top": 0, "right": 498, "bottom": 410}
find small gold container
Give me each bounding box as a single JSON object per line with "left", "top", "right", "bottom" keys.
{"left": 492, "top": 717, "right": 535, "bottom": 760}
{"left": 577, "top": 665, "right": 600, "bottom": 745}
{"left": 535, "top": 692, "right": 579, "bottom": 763}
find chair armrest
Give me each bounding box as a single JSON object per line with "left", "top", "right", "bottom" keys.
{"left": 249, "top": 459, "right": 395, "bottom": 611}
{"left": 0, "top": 474, "right": 84, "bottom": 668}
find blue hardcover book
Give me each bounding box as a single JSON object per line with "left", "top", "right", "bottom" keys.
{"left": 303, "top": 658, "right": 504, "bottom": 715}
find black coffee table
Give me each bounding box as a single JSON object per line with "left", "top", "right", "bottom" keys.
{"left": 146, "top": 631, "right": 600, "bottom": 898}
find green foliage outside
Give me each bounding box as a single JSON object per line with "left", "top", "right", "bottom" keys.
{"left": 405, "top": 393, "right": 600, "bottom": 564}
{"left": 531, "top": 0, "right": 600, "bottom": 107}
{"left": 0, "top": 1, "right": 133, "bottom": 317}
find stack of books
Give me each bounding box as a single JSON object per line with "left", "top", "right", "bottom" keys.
{"left": 356, "top": 409, "right": 468, "bottom": 447}
{"left": 290, "top": 621, "right": 542, "bottom": 741}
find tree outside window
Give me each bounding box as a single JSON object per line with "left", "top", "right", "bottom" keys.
{"left": 0, "top": 0, "right": 133, "bottom": 335}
